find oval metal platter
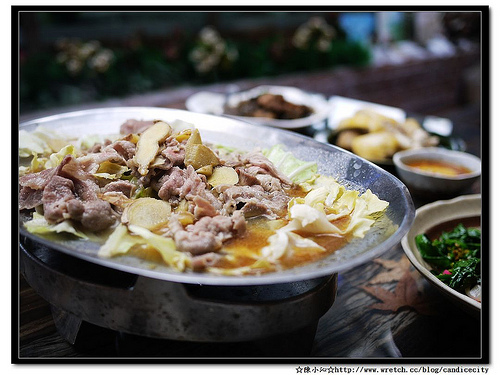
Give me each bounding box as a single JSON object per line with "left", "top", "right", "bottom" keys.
{"left": 18, "top": 107, "right": 415, "bottom": 286}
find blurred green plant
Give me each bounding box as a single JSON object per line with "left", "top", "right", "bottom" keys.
{"left": 188, "top": 26, "right": 240, "bottom": 81}
{"left": 19, "top": 17, "right": 371, "bottom": 113}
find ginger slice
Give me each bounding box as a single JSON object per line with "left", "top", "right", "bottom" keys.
{"left": 121, "top": 197, "right": 172, "bottom": 230}
{"left": 207, "top": 166, "right": 239, "bottom": 187}
{"left": 133, "top": 121, "right": 172, "bottom": 175}
{"left": 184, "top": 129, "right": 220, "bottom": 171}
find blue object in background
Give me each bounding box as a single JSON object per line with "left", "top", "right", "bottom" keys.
{"left": 339, "top": 12, "right": 375, "bottom": 44}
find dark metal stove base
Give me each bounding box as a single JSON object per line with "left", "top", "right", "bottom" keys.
{"left": 20, "top": 235, "right": 337, "bottom": 357}
{"left": 51, "top": 306, "right": 320, "bottom": 357}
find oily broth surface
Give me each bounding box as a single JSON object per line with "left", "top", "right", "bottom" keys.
{"left": 174, "top": 183, "right": 351, "bottom": 273}
{"left": 219, "top": 216, "right": 351, "bottom": 272}
{"left": 217, "top": 184, "right": 352, "bottom": 273}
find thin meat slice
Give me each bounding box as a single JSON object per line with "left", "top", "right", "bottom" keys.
{"left": 193, "top": 195, "right": 218, "bottom": 219}
{"left": 120, "top": 119, "right": 154, "bottom": 135}
{"left": 42, "top": 175, "right": 80, "bottom": 223}
{"left": 157, "top": 165, "right": 222, "bottom": 212}
{"left": 161, "top": 136, "right": 186, "bottom": 167}
{"left": 191, "top": 252, "right": 223, "bottom": 271}
{"left": 157, "top": 166, "right": 189, "bottom": 203}
{"left": 242, "top": 151, "right": 292, "bottom": 185}
{"left": 169, "top": 215, "right": 220, "bottom": 255}
{"left": 19, "top": 155, "right": 73, "bottom": 210}
{"left": 236, "top": 166, "right": 285, "bottom": 193}
{"left": 62, "top": 160, "right": 117, "bottom": 231}
{"left": 101, "top": 180, "right": 137, "bottom": 198}
{"left": 220, "top": 185, "right": 289, "bottom": 218}
{"left": 19, "top": 154, "right": 72, "bottom": 190}
{"left": 19, "top": 187, "right": 44, "bottom": 210}
{"left": 169, "top": 211, "right": 246, "bottom": 255}
{"left": 109, "top": 140, "right": 136, "bottom": 161}
{"left": 19, "top": 167, "right": 59, "bottom": 190}
{"left": 77, "top": 144, "right": 128, "bottom": 168}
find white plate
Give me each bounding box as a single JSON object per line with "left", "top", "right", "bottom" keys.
{"left": 328, "top": 96, "right": 406, "bottom": 130}
{"left": 185, "top": 85, "right": 330, "bottom": 129}
{"left": 401, "top": 194, "right": 481, "bottom": 315}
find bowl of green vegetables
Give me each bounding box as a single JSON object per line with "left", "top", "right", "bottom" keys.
{"left": 401, "top": 194, "right": 481, "bottom": 314}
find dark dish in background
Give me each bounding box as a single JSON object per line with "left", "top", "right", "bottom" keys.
{"left": 185, "top": 85, "right": 331, "bottom": 129}
{"left": 224, "top": 93, "right": 314, "bottom": 120}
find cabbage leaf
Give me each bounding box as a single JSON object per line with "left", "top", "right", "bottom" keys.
{"left": 32, "top": 126, "right": 71, "bottom": 154}
{"left": 19, "top": 126, "right": 71, "bottom": 158}
{"left": 260, "top": 177, "right": 389, "bottom": 262}
{"left": 74, "top": 133, "right": 121, "bottom": 151}
{"left": 19, "top": 130, "right": 49, "bottom": 158}
{"left": 44, "top": 144, "right": 76, "bottom": 169}
{"left": 93, "top": 161, "right": 130, "bottom": 180}
{"left": 24, "top": 212, "right": 89, "bottom": 239}
{"left": 261, "top": 229, "right": 326, "bottom": 262}
{"left": 99, "top": 224, "right": 190, "bottom": 271}
{"left": 128, "top": 225, "right": 190, "bottom": 271}
{"left": 207, "top": 258, "right": 273, "bottom": 276}
{"left": 263, "top": 144, "right": 317, "bottom": 184}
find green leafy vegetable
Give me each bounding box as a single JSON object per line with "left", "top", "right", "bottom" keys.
{"left": 415, "top": 223, "right": 481, "bottom": 293}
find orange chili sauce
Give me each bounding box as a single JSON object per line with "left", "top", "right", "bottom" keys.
{"left": 405, "top": 159, "right": 472, "bottom": 176}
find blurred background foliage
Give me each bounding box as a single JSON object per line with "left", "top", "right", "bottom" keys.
{"left": 19, "top": 12, "right": 373, "bottom": 113}
{"left": 19, "top": 11, "right": 480, "bottom": 114}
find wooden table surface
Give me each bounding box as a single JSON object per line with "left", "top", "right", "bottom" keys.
{"left": 16, "top": 82, "right": 483, "bottom": 362}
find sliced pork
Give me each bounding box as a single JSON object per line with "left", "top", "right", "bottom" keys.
{"left": 101, "top": 180, "right": 136, "bottom": 198}
{"left": 219, "top": 185, "right": 289, "bottom": 219}
{"left": 161, "top": 136, "right": 186, "bottom": 168}
{"left": 61, "top": 158, "right": 117, "bottom": 231}
{"left": 19, "top": 155, "right": 73, "bottom": 210}
{"left": 42, "top": 175, "right": 80, "bottom": 223}
{"left": 169, "top": 211, "right": 246, "bottom": 255}
{"left": 19, "top": 187, "right": 44, "bottom": 210}
{"left": 20, "top": 118, "right": 303, "bottom": 272}
{"left": 241, "top": 151, "right": 292, "bottom": 185}
{"left": 156, "top": 165, "right": 222, "bottom": 212}
{"left": 120, "top": 119, "right": 154, "bottom": 135}
{"left": 191, "top": 252, "right": 223, "bottom": 271}
{"left": 19, "top": 154, "right": 117, "bottom": 232}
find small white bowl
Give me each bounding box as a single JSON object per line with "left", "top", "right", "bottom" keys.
{"left": 401, "top": 194, "right": 481, "bottom": 315}
{"left": 393, "top": 147, "right": 481, "bottom": 197}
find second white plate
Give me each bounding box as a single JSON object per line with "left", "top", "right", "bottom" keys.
{"left": 186, "top": 85, "right": 330, "bottom": 129}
